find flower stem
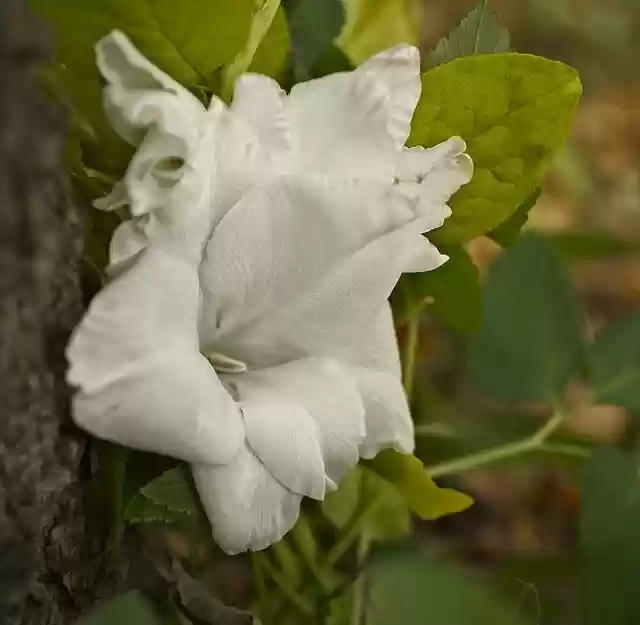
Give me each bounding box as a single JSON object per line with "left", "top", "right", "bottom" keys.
{"left": 402, "top": 316, "right": 420, "bottom": 399}
{"left": 425, "top": 410, "right": 568, "bottom": 478}
{"left": 350, "top": 531, "right": 371, "bottom": 625}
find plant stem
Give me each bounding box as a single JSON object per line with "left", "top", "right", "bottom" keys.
{"left": 350, "top": 531, "right": 371, "bottom": 625}
{"left": 402, "top": 316, "right": 420, "bottom": 399}
{"left": 426, "top": 410, "right": 568, "bottom": 478}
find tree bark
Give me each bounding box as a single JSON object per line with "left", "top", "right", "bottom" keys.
{"left": 0, "top": 2, "right": 114, "bottom": 623}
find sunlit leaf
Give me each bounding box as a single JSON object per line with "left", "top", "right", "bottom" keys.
{"left": 365, "top": 450, "right": 473, "bottom": 520}
{"left": 488, "top": 189, "right": 541, "bottom": 247}
{"left": 411, "top": 54, "right": 581, "bottom": 243}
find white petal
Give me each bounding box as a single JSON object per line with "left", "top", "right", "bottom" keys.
{"left": 199, "top": 176, "right": 417, "bottom": 345}
{"left": 396, "top": 137, "right": 474, "bottom": 225}
{"left": 354, "top": 368, "right": 415, "bottom": 458}
{"left": 286, "top": 45, "right": 421, "bottom": 179}
{"left": 208, "top": 196, "right": 444, "bottom": 370}
{"left": 231, "top": 74, "right": 290, "bottom": 159}
{"left": 96, "top": 30, "right": 205, "bottom": 146}
{"left": 67, "top": 248, "right": 244, "bottom": 464}
{"left": 229, "top": 358, "right": 365, "bottom": 490}
{"left": 229, "top": 367, "right": 326, "bottom": 500}
{"left": 193, "top": 446, "right": 302, "bottom": 554}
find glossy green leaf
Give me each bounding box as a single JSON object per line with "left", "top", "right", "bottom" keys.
{"left": 336, "top": 0, "right": 420, "bottom": 64}
{"left": 364, "top": 450, "right": 473, "bottom": 520}
{"left": 32, "top": 0, "right": 255, "bottom": 168}
{"left": 424, "top": 0, "right": 511, "bottom": 69}
{"left": 248, "top": 6, "right": 291, "bottom": 81}
{"left": 488, "top": 188, "right": 541, "bottom": 247}
{"left": 580, "top": 448, "right": 640, "bottom": 625}
{"left": 370, "top": 549, "right": 529, "bottom": 625}
{"left": 410, "top": 54, "right": 581, "bottom": 243}
{"left": 468, "top": 233, "right": 585, "bottom": 402}
{"left": 285, "top": 0, "right": 344, "bottom": 80}
{"left": 125, "top": 466, "right": 197, "bottom": 524}
{"left": 590, "top": 312, "right": 640, "bottom": 409}
{"left": 391, "top": 244, "right": 482, "bottom": 332}
{"left": 77, "top": 592, "right": 163, "bottom": 625}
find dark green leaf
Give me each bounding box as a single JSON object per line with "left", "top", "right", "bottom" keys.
{"left": 391, "top": 244, "right": 482, "bottom": 332}
{"left": 365, "top": 450, "right": 473, "bottom": 520}
{"left": 580, "top": 448, "right": 640, "bottom": 625}
{"left": 370, "top": 549, "right": 529, "bottom": 625}
{"left": 285, "top": 0, "right": 344, "bottom": 80}
{"left": 424, "top": 0, "right": 511, "bottom": 69}
{"left": 488, "top": 189, "right": 542, "bottom": 247}
{"left": 546, "top": 231, "right": 640, "bottom": 261}
{"left": 590, "top": 312, "right": 640, "bottom": 409}
{"left": 411, "top": 54, "right": 581, "bottom": 243}
{"left": 77, "top": 592, "right": 163, "bottom": 625}
{"left": 125, "top": 466, "right": 197, "bottom": 524}
{"left": 468, "top": 232, "right": 585, "bottom": 402}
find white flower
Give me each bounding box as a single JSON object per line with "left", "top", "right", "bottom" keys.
{"left": 67, "top": 32, "right": 472, "bottom": 554}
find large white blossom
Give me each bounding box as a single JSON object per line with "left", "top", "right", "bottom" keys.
{"left": 67, "top": 31, "right": 472, "bottom": 554}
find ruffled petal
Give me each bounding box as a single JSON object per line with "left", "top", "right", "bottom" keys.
{"left": 193, "top": 445, "right": 302, "bottom": 554}
{"left": 396, "top": 137, "right": 474, "bottom": 226}
{"left": 286, "top": 44, "right": 421, "bottom": 180}
{"left": 229, "top": 357, "right": 365, "bottom": 491}
{"left": 67, "top": 248, "right": 245, "bottom": 464}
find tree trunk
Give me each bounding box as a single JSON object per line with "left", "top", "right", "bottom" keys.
{"left": 0, "top": 2, "right": 114, "bottom": 623}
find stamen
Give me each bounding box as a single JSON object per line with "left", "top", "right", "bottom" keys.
{"left": 206, "top": 351, "right": 248, "bottom": 374}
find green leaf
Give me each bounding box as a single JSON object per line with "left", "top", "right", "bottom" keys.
{"left": 424, "top": 0, "right": 511, "bottom": 70}
{"left": 364, "top": 450, "right": 473, "bottom": 520}
{"left": 468, "top": 232, "right": 585, "bottom": 402}
{"left": 125, "top": 466, "right": 197, "bottom": 524}
{"left": 321, "top": 467, "right": 411, "bottom": 541}
{"left": 285, "top": 0, "right": 344, "bottom": 81}
{"left": 370, "top": 549, "right": 529, "bottom": 625}
{"left": 77, "top": 592, "right": 163, "bottom": 625}
{"left": 488, "top": 188, "right": 541, "bottom": 247}
{"left": 391, "top": 244, "right": 482, "bottom": 332}
{"left": 336, "top": 0, "right": 420, "bottom": 64}
{"left": 546, "top": 231, "right": 640, "bottom": 261}
{"left": 580, "top": 448, "right": 640, "bottom": 625}
{"left": 590, "top": 312, "right": 640, "bottom": 409}
{"left": 410, "top": 54, "right": 581, "bottom": 243}
{"left": 32, "top": 0, "right": 255, "bottom": 168}
{"left": 248, "top": 6, "right": 291, "bottom": 81}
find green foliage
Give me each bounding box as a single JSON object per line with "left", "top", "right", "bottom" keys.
{"left": 391, "top": 244, "right": 482, "bottom": 332}
{"left": 580, "top": 448, "right": 640, "bottom": 625}
{"left": 547, "top": 231, "right": 640, "bottom": 261}
{"left": 365, "top": 450, "right": 473, "bottom": 520}
{"left": 370, "top": 549, "right": 529, "bottom": 625}
{"left": 468, "top": 233, "right": 586, "bottom": 402}
{"left": 248, "top": 6, "right": 291, "bottom": 82}
{"left": 410, "top": 54, "right": 581, "bottom": 243}
{"left": 125, "top": 466, "right": 197, "bottom": 523}
{"left": 76, "top": 592, "right": 164, "bottom": 625}
{"left": 424, "top": 0, "right": 511, "bottom": 70}
{"left": 488, "top": 189, "right": 542, "bottom": 247}
{"left": 321, "top": 467, "right": 411, "bottom": 541}
{"left": 590, "top": 312, "right": 640, "bottom": 409}
{"left": 31, "top": 0, "right": 256, "bottom": 169}
{"left": 285, "top": 0, "right": 344, "bottom": 80}
{"left": 336, "top": 0, "right": 420, "bottom": 64}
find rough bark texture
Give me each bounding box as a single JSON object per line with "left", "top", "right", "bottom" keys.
{"left": 0, "top": 2, "right": 114, "bottom": 623}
